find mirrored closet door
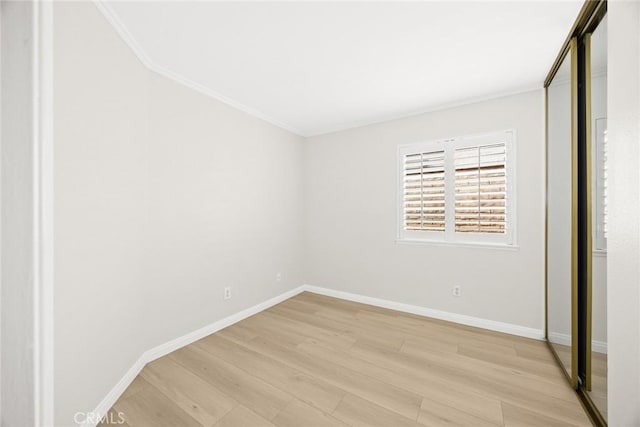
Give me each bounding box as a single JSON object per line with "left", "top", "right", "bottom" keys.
{"left": 546, "top": 39, "right": 578, "bottom": 387}
{"left": 586, "top": 13, "right": 608, "bottom": 422}
{"left": 545, "top": 1, "right": 607, "bottom": 425}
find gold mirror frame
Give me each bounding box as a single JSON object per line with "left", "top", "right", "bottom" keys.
{"left": 544, "top": 37, "right": 579, "bottom": 389}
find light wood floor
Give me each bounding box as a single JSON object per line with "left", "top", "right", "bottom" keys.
{"left": 100, "top": 292, "right": 593, "bottom": 427}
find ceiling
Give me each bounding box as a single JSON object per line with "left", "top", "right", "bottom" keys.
{"left": 104, "top": 1, "right": 583, "bottom": 137}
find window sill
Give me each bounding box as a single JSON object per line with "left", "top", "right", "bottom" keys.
{"left": 396, "top": 238, "right": 520, "bottom": 251}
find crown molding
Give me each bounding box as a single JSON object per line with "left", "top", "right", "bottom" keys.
{"left": 92, "top": 1, "right": 306, "bottom": 137}
{"left": 306, "top": 85, "right": 543, "bottom": 137}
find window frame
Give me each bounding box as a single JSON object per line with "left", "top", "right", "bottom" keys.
{"left": 396, "top": 130, "right": 517, "bottom": 248}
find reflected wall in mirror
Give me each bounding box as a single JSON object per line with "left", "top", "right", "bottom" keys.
{"left": 547, "top": 41, "right": 576, "bottom": 385}
{"left": 589, "top": 14, "right": 608, "bottom": 421}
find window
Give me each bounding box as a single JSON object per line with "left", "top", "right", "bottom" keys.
{"left": 398, "top": 130, "right": 515, "bottom": 246}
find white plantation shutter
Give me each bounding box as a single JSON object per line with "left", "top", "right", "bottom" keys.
{"left": 398, "top": 130, "right": 515, "bottom": 246}
{"left": 403, "top": 151, "right": 446, "bottom": 232}
{"left": 454, "top": 143, "right": 507, "bottom": 234}
{"left": 594, "top": 119, "right": 607, "bottom": 250}
{"left": 602, "top": 129, "right": 608, "bottom": 240}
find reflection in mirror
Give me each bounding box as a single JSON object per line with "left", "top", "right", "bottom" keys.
{"left": 547, "top": 48, "right": 574, "bottom": 381}
{"left": 589, "top": 14, "right": 607, "bottom": 421}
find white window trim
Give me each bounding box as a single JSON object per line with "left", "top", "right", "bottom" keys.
{"left": 396, "top": 130, "right": 517, "bottom": 248}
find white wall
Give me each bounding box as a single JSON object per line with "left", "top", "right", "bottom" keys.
{"left": 54, "top": 2, "right": 304, "bottom": 425}
{"left": 1, "top": 2, "right": 37, "bottom": 425}
{"left": 607, "top": 1, "right": 640, "bottom": 425}
{"left": 2, "top": 2, "right": 54, "bottom": 425}
{"left": 304, "top": 90, "right": 545, "bottom": 331}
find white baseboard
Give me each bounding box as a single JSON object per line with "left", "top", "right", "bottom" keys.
{"left": 86, "top": 357, "right": 147, "bottom": 427}
{"left": 548, "top": 331, "right": 608, "bottom": 354}
{"left": 303, "top": 285, "right": 545, "bottom": 340}
{"left": 547, "top": 332, "right": 571, "bottom": 347}
{"left": 86, "top": 283, "right": 547, "bottom": 426}
{"left": 85, "top": 285, "right": 307, "bottom": 427}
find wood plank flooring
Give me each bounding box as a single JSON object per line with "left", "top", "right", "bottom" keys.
{"left": 99, "top": 292, "right": 592, "bottom": 426}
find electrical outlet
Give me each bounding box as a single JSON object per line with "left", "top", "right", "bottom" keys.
{"left": 453, "top": 285, "right": 461, "bottom": 297}
{"left": 276, "top": 272, "right": 282, "bottom": 282}
{"left": 224, "top": 287, "right": 231, "bottom": 301}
